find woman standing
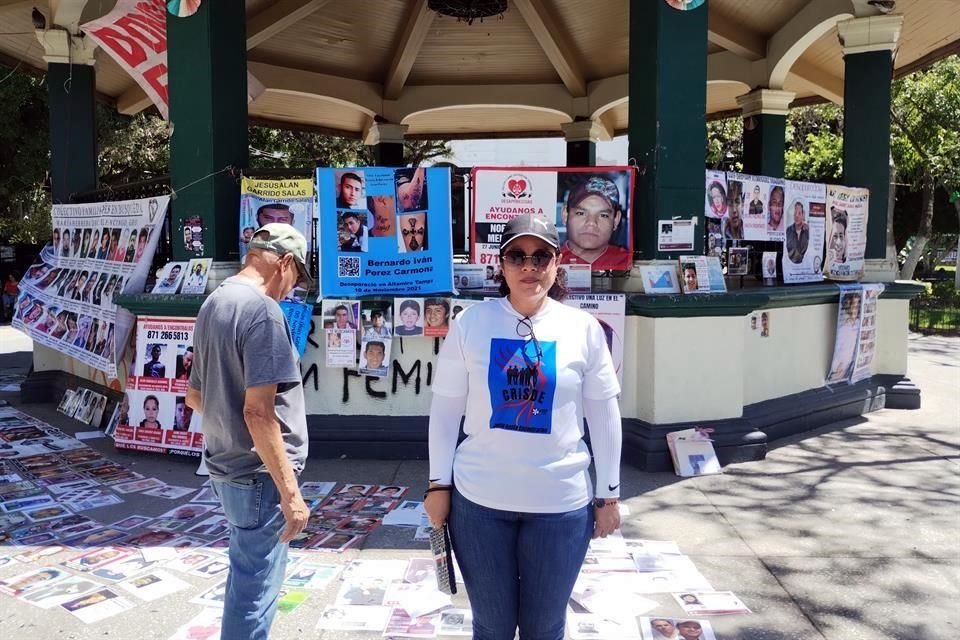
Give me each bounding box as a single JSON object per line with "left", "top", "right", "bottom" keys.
{"left": 425, "top": 214, "right": 623, "bottom": 640}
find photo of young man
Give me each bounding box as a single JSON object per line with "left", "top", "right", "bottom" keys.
{"left": 335, "top": 172, "right": 365, "bottom": 209}
{"left": 559, "top": 174, "right": 631, "bottom": 269}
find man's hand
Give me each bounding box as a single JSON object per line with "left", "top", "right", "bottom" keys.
{"left": 279, "top": 491, "right": 309, "bottom": 543}
{"left": 593, "top": 502, "right": 621, "bottom": 538}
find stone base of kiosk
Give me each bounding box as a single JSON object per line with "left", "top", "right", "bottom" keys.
{"left": 20, "top": 282, "right": 925, "bottom": 471}
{"left": 297, "top": 372, "right": 919, "bottom": 471}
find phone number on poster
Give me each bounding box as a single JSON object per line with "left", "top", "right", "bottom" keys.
{"left": 146, "top": 330, "right": 191, "bottom": 341}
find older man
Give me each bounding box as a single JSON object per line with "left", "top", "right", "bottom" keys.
{"left": 186, "top": 223, "right": 312, "bottom": 640}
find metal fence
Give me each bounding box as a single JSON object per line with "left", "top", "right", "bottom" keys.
{"left": 910, "top": 296, "right": 960, "bottom": 334}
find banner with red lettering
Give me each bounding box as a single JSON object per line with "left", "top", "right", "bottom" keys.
{"left": 471, "top": 167, "right": 634, "bottom": 271}
{"left": 81, "top": 0, "right": 263, "bottom": 119}
{"left": 114, "top": 316, "right": 202, "bottom": 457}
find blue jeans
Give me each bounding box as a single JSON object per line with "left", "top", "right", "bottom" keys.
{"left": 448, "top": 489, "right": 594, "bottom": 640}
{"left": 211, "top": 473, "right": 288, "bottom": 640}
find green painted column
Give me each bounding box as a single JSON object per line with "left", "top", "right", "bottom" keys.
{"left": 838, "top": 15, "right": 902, "bottom": 264}
{"left": 47, "top": 64, "right": 97, "bottom": 203}
{"left": 842, "top": 51, "right": 893, "bottom": 260}
{"left": 737, "top": 89, "right": 794, "bottom": 178}
{"left": 742, "top": 114, "right": 786, "bottom": 177}
{"left": 628, "top": 0, "right": 708, "bottom": 259}
{"left": 167, "top": 2, "right": 249, "bottom": 262}
{"left": 365, "top": 123, "right": 407, "bottom": 168}
{"left": 563, "top": 120, "right": 607, "bottom": 167}
{"left": 566, "top": 140, "right": 597, "bottom": 167}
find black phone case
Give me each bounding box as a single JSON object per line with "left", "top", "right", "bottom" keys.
{"left": 430, "top": 524, "right": 457, "bottom": 595}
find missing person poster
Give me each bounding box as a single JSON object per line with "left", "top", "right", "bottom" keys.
{"left": 563, "top": 294, "right": 626, "bottom": 385}
{"left": 704, "top": 170, "right": 728, "bottom": 220}
{"left": 472, "top": 167, "right": 634, "bottom": 271}
{"left": 316, "top": 167, "right": 455, "bottom": 297}
{"left": 13, "top": 196, "right": 169, "bottom": 378}
{"left": 850, "top": 284, "right": 883, "bottom": 383}
{"left": 782, "top": 181, "right": 826, "bottom": 284}
{"left": 825, "top": 185, "right": 870, "bottom": 281}
{"left": 729, "top": 173, "right": 785, "bottom": 242}
{"left": 239, "top": 178, "right": 315, "bottom": 262}
{"left": 827, "top": 285, "right": 864, "bottom": 385}
{"left": 114, "top": 316, "right": 202, "bottom": 456}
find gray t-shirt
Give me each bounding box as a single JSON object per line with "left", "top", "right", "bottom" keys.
{"left": 189, "top": 276, "right": 307, "bottom": 481}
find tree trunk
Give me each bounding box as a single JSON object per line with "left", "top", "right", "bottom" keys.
{"left": 887, "top": 154, "right": 899, "bottom": 277}
{"left": 901, "top": 171, "right": 935, "bottom": 281}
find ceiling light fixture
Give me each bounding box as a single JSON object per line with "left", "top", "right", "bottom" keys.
{"left": 428, "top": 0, "right": 507, "bottom": 26}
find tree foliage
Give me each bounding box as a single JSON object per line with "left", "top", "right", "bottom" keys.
{"left": 0, "top": 67, "right": 50, "bottom": 244}
{"left": 0, "top": 58, "right": 452, "bottom": 244}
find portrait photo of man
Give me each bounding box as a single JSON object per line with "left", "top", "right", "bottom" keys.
{"left": 786, "top": 200, "right": 810, "bottom": 264}
{"left": 338, "top": 211, "right": 369, "bottom": 252}
{"left": 559, "top": 174, "right": 631, "bottom": 269}
{"left": 359, "top": 340, "right": 388, "bottom": 376}
{"left": 335, "top": 172, "right": 365, "bottom": 209}
{"left": 256, "top": 203, "right": 294, "bottom": 227}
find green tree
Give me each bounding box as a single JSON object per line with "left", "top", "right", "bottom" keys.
{"left": 0, "top": 66, "right": 51, "bottom": 244}
{"left": 705, "top": 117, "right": 742, "bottom": 170}
{"left": 890, "top": 56, "right": 960, "bottom": 283}
{"left": 784, "top": 104, "right": 844, "bottom": 183}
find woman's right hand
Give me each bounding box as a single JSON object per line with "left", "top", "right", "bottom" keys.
{"left": 423, "top": 486, "right": 452, "bottom": 528}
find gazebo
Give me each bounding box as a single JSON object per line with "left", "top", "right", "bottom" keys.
{"left": 3, "top": 0, "right": 952, "bottom": 467}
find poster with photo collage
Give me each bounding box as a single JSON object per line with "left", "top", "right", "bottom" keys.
{"left": 12, "top": 196, "right": 169, "bottom": 378}
{"left": 316, "top": 167, "right": 455, "bottom": 297}
{"left": 113, "top": 316, "right": 202, "bottom": 456}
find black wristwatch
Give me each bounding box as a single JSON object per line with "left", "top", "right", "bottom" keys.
{"left": 592, "top": 497, "right": 618, "bottom": 509}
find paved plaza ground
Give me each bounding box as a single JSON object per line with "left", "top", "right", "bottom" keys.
{"left": 0, "top": 324, "right": 957, "bottom": 639}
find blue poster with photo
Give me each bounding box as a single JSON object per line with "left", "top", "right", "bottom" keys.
{"left": 487, "top": 338, "right": 557, "bottom": 434}
{"left": 316, "top": 166, "right": 455, "bottom": 297}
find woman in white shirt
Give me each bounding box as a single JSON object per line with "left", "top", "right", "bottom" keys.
{"left": 425, "top": 214, "right": 623, "bottom": 640}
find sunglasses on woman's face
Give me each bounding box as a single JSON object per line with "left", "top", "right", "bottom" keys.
{"left": 500, "top": 250, "right": 555, "bottom": 269}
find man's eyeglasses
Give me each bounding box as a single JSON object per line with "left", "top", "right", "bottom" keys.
{"left": 500, "top": 250, "right": 555, "bottom": 269}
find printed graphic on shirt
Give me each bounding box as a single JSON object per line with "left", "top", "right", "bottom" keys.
{"left": 487, "top": 338, "right": 557, "bottom": 434}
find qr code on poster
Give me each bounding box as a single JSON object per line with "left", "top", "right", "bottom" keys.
{"left": 338, "top": 256, "right": 361, "bottom": 278}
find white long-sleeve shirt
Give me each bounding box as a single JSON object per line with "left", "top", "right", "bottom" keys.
{"left": 428, "top": 297, "right": 622, "bottom": 513}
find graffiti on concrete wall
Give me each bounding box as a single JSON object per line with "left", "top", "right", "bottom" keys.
{"left": 300, "top": 317, "right": 440, "bottom": 416}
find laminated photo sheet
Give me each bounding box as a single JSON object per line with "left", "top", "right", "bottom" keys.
{"left": 117, "top": 570, "right": 191, "bottom": 601}
{"left": 162, "top": 551, "right": 219, "bottom": 574}
{"left": 438, "top": 608, "right": 474, "bottom": 636}
{"left": 568, "top": 611, "right": 642, "bottom": 639}
{"left": 61, "top": 547, "right": 132, "bottom": 572}
{"left": 89, "top": 554, "right": 165, "bottom": 583}
{"left": 60, "top": 588, "right": 136, "bottom": 624}
{"left": 19, "top": 575, "right": 102, "bottom": 609}
{"left": 383, "top": 607, "right": 440, "bottom": 638}
{"left": 671, "top": 590, "right": 752, "bottom": 615}
{"left": 0, "top": 566, "right": 70, "bottom": 597}
{"left": 316, "top": 605, "right": 392, "bottom": 632}
{"left": 283, "top": 562, "right": 342, "bottom": 590}
{"left": 639, "top": 617, "right": 718, "bottom": 640}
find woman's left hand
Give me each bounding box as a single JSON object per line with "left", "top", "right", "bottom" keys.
{"left": 593, "top": 503, "right": 621, "bottom": 538}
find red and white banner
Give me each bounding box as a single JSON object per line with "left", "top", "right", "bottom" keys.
{"left": 82, "top": 0, "right": 263, "bottom": 119}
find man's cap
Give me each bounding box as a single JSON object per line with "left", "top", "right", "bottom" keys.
{"left": 249, "top": 223, "right": 314, "bottom": 286}
{"left": 500, "top": 214, "right": 560, "bottom": 252}
{"left": 566, "top": 176, "right": 622, "bottom": 212}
